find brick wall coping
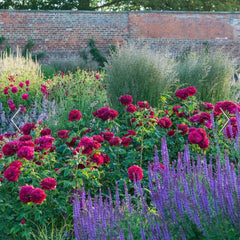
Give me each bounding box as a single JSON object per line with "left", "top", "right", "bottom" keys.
{"left": 0, "top": 9, "right": 240, "bottom": 14}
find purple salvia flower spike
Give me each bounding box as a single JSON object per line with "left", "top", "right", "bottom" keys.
{"left": 184, "top": 143, "right": 191, "bottom": 174}
{"left": 73, "top": 192, "right": 81, "bottom": 240}
{"left": 235, "top": 108, "right": 240, "bottom": 137}
{"left": 140, "top": 222, "right": 146, "bottom": 240}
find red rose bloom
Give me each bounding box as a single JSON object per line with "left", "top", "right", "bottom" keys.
{"left": 225, "top": 126, "right": 238, "bottom": 139}
{"left": 19, "top": 82, "right": 24, "bottom": 88}
{"left": 175, "top": 86, "right": 197, "bottom": 100}
{"left": 188, "top": 131, "right": 203, "bottom": 144}
{"left": 177, "top": 124, "right": 189, "bottom": 135}
{"left": 124, "top": 130, "right": 136, "bottom": 137}
{"left": 175, "top": 89, "right": 188, "bottom": 100}
{"left": 7, "top": 99, "right": 14, "bottom": 105}
{"left": 198, "top": 138, "right": 209, "bottom": 149}
{"left": 93, "top": 140, "right": 101, "bottom": 149}
{"left": 21, "top": 123, "right": 36, "bottom": 135}
{"left": 40, "top": 128, "right": 52, "bottom": 136}
{"left": 2, "top": 141, "right": 18, "bottom": 156}
{"left": 19, "top": 185, "right": 34, "bottom": 203}
{"left": 121, "top": 137, "right": 132, "bottom": 147}
{"left": 214, "top": 101, "right": 240, "bottom": 115}
{"left": 137, "top": 101, "right": 149, "bottom": 109}
{"left": 17, "top": 146, "right": 34, "bottom": 160}
{"left": 93, "top": 106, "right": 118, "bottom": 121}
{"left": 11, "top": 86, "right": 18, "bottom": 93}
{"left": 10, "top": 104, "right": 16, "bottom": 111}
{"left": 20, "top": 219, "right": 25, "bottom": 224}
{"left": 25, "top": 80, "right": 30, "bottom": 86}
{"left": 40, "top": 178, "right": 57, "bottom": 190}
{"left": 18, "top": 141, "right": 35, "bottom": 149}
{"left": 109, "top": 137, "right": 121, "bottom": 146}
{"left": 10, "top": 161, "right": 22, "bottom": 169}
{"left": 35, "top": 135, "right": 55, "bottom": 150}
{"left": 189, "top": 114, "right": 201, "bottom": 123}
{"left": 92, "top": 135, "right": 104, "bottom": 143}
{"left": 78, "top": 136, "right": 94, "bottom": 154}
{"left": 167, "top": 130, "right": 176, "bottom": 137}
{"left": 31, "top": 188, "right": 46, "bottom": 204}
{"left": 186, "top": 86, "right": 197, "bottom": 96}
{"left": 68, "top": 109, "right": 82, "bottom": 121}
{"left": 199, "top": 112, "right": 211, "bottom": 124}
{"left": 19, "top": 135, "right": 33, "bottom": 142}
{"left": 90, "top": 154, "right": 104, "bottom": 165}
{"left": 4, "top": 166, "right": 20, "bottom": 182}
{"left": 230, "top": 117, "right": 237, "bottom": 126}
{"left": 157, "top": 117, "right": 172, "bottom": 129}
{"left": 101, "top": 153, "right": 111, "bottom": 164}
{"left": 57, "top": 130, "right": 71, "bottom": 139}
{"left": 128, "top": 165, "right": 143, "bottom": 181}
{"left": 202, "top": 102, "right": 214, "bottom": 111}
{"left": 22, "top": 94, "right": 29, "bottom": 100}
{"left": 100, "top": 132, "right": 114, "bottom": 141}
{"left": 41, "top": 84, "right": 47, "bottom": 94}
{"left": 118, "top": 95, "right": 133, "bottom": 106}
{"left": 126, "top": 104, "right": 137, "bottom": 113}
{"left": 109, "top": 109, "right": 118, "bottom": 120}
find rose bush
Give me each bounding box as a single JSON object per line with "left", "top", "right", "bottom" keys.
{"left": 1, "top": 85, "right": 240, "bottom": 239}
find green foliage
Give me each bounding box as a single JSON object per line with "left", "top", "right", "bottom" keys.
{"left": 104, "top": 44, "right": 178, "bottom": 110}
{"left": 45, "top": 70, "right": 108, "bottom": 132}
{"left": 41, "top": 65, "right": 57, "bottom": 79}
{"left": 22, "top": 39, "right": 45, "bottom": 61}
{"left": 88, "top": 39, "right": 107, "bottom": 69}
{"left": 174, "top": 50, "right": 236, "bottom": 103}
{"left": 0, "top": 35, "right": 5, "bottom": 46}
{"left": 31, "top": 221, "right": 73, "bottom": 240}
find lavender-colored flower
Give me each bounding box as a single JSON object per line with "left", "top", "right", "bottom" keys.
{"left": 73, "top": 140, "right": 240, "bottom": 239}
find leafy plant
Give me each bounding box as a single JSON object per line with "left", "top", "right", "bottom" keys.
{"left": 174, "top": 50, "right": 237, "bottom": 103}
{"left": 104, "top": 44, "right": 178, "bottom": 110}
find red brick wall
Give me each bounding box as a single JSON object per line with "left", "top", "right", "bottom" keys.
{"left": 0, "top": 10, "right": 239, "bottom": 64}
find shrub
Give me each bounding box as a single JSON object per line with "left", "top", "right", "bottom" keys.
{"left": 104, "top": 45, "right": 177, "bottom": 110}
{"left": 174, "top": 50, "right": 236, "bottom": 103}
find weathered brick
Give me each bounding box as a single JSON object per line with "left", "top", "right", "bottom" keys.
{"left": 0, "top": 10, "right": 239, "bottom": 64}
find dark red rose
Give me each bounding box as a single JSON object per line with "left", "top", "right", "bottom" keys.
{"left": 118, "top": 95, "right": 133, "bottom": 106}
{"left": 31, "top": 188, "right": 46, "bottom": 204}
{"left": 126, "top": 104, "right": 137, "bottom": 113}
{"left": 40, "top": 178, "right": 57, "bottom": 190}
{"left": 128, "top": 165, "right": 143, "bottom": 181}
{"left": 4, "top": 166, "right": 20, "bottom": 182}
{"left": 40, "top": 128, "right": 52, "bottom": 136}
{"left": 19, "top": 185, "right": 34, "bottom": 203}
{"left": 68, "top": 109, "right": 82, "bottom": 121}
{"left": 90, "top": 154, "right": 104, "bottom": 165}
{"left": 57, "top": 130, "right": 71, "bottom": 139}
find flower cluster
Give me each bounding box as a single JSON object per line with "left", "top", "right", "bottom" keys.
{"left": 214, "top": 101, "right": 240, "bottom": 115}
{"left": 188, "top": 127, "right": 209, "bottom": 149}
{"left": 175, "top": 86, "right": 197, "bottom": 100}
{"left": 19, "top": 186, "right": 46, "bottom": 204}
{"left": 157, "top": 117, "right": 172, "bottom": 129}
{"left": 93, "top": 106, "right": 118, "bottom": 121}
